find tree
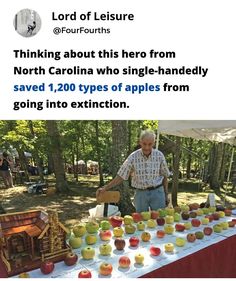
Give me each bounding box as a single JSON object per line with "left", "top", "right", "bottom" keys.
{"left": 94, "top": 121, "right": 104, "bottom": 186}
{"left": 209, "top": 142, "right": 224, "bottom": 189}
{"left": 111, "top": 121, "right": 135, "bottom": 215}
{"left": 172, "top": 136, "right": 181, "bottom": 206}
{"left": 45, "top": 121, "right": 69, "bottom": 193}
{"left": 186, "top": 138, "right": 193, "bottom": 179}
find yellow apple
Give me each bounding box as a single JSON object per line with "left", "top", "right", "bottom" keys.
{"left": 164, "top": 224, "right": 174, "bottom": 234}
{"left": 165, "top": 243, "right": 174, "bottom": 252}
{"left": 147, "top": 219, "right": 157, "bottom": 228}
{"left": 113, "top": 227, "right": 124, "bottom": 237}
{"left": 201, "top": 218, "right": 209, "bottom": 225}
{"left": 135, "top": 253, "right": 144, "bottom": 264}
{"left": 184, "top": 222, "right": 192, "bottom": 230}
{"left": 165, "top": 215, "right": 174, "bottom": 224}
{"left": 85, "top": 234, "right": 97, "bottom": 245}
{"left": 175, "top": 237, "right": 186, "bottom": 247}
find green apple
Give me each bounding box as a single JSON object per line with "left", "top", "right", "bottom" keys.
{"left": 141, "top": 211, "right": 151, "bottom": 221}
{"left": 124, "top": 215, "right": 134, "bottom": 225}
{"left": 147, "top": 219, "right": 157, "bottom": 228}
{"left": 100, "top": 220, "right": 111, "bottom": 230}
{"left": 220, "top": 221, "right": 229, "bottom": 230}
{"left": 125, "top": 224, "right": 136, "bottom": 234}
{"left": 159, "top": 209, "right": 167, "bottom": 217}
{"left": 209, "top": 206, "right": 216, "bottom": 213}
{"left": 202, "top": 208, "right": 210, "bottom": 215}
{"left": 137, "top": 221, "right": 145, "bottom": 231}
{"left": 86, "top": 221, "right": 99, "bottom": 234}
{"left": 166, "top": 208, "right": 175, "bottom": 216}
{"left": 180, "top": 205, "right": 190, "bottom": 212}
{"left": 175, "top": 237, "right": 186, "bottom": 247}
{"left": 73, "top": 224, "right": 86, "bottom": 237}
{"left": 195, "top": 231, "right": 204, "bottom": 239}
{"left": 174, "top": 213, "right": 181, "bottom": 222}
{"left": 196, "top": 209, "right": 204, "bottom": 216}
{"left": 201, "top": 218, "right": 209, "bottom": 225}
{"left": 99, "top": 244, "right": 112, "bottom": 256}
{"left": 165, "top": 215, "right": 174, "bottom": 224}
{"left": 81, "top": 246, "right": 95, "bottom": 260}
{"left": 218, "top": 211, "right": 225, "bottom": 218}
{"left": 164, "top": 224, "right": 174, "bottom": 234}
{"left": 69, "top": 235, "right": 83, "bottom": 249}
{"left": 213, "top": 224, "right": 222, "bottom": 233}
{"left": 85, "top": 234, "right": 97, "bottom": 245}
{"left": 113, "top": 227, "right": 124, "bottom": 237}
{"left": 184, "top": 222, "right": 192, "bottom": 230}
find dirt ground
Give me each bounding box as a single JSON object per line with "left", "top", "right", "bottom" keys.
{"left": 0, "top": 176, "right": 236, "bottom": 228}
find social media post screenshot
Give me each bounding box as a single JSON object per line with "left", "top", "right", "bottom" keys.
{"left": 0, "top": 0, "right": 236, "bottom": 279}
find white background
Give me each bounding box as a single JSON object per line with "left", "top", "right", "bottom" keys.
{"left": 0, "top": 0, "right": 235, "bottom": 120}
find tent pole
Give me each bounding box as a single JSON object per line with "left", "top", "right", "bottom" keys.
{"left": 224, "top": 146, "right": 235, "bottom": 204}
{"left": 156, "top": 128, "right": 160, "bottom": 149}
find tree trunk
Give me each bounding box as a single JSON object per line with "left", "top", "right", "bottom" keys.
{"left": 209, "top": 142, "right": 224, "bottom": 189}
{"left": 111, "top": 121, "right": 135, "bottom": 215}
{"left": 17, "top": 148, "right": 30, "bottom": 182}
{"left": 45, "top": 121, "right": 69, "bottom": 193}
{"left": 186, "top": 138, "right": 193, "bottom": 179}
{"left": 47, "top": 153, "right": 54, "bottom": 174}
{"left": 219, "top": 143, "right": 227, "bottom": 186}
{"left": 95, "top": 121, "right": 104, "bottom": 187}
{"left": 172, "top": 136, "right": 181, "bottom": 207}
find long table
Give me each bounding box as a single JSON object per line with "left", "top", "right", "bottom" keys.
{"left": 0, "top": 216, "right": 236, "bottom": 278}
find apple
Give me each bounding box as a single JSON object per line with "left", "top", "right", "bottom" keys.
{"left": 165, "top": 215, "right": 174, "bottom": 224}
{"left": 85, "top": 234, "right": 97, "bottom": 245}
{"left": 40, "top": 261, "right": 54, "bottom": 275}
{"left": 156, "top": 217, "right": 165, "bottom": 226}
{"left": 164, "top": 224, "right": 174, "bottom": 234}
{"left": 189, "top": 203, "right": 200, "bottom": 210}
{"left": 201, "top": 218, "right": 209, "bottom": 225}
{"left": 187, "top": 233, "right": 196, "bottom": 242}
{"left": 175, "top": 237, "right": 186, "bottom": 247}
{"left": 156, "top": 230, "right": 165, "bottom": 238}
{"left": 196, "top": 209, "right": 204, "bottom": 216}
{"left": 200, "top": 202, "right": 206, "bottom": 208}
{"left": 73, "top": 223, "right": 86, "bottom": 237}
{"left": 99, "top": 263, "right": 113, "bottom": 276}
{"left": 224, "top": 209, "right": 232, "bottom": 216}
{"left": 195, "top": 231, "right": 204, "bottom": 239}
{"left": 132, "top": 212, "right": 142, "bottom": 223}
{"left": 137, "top": 221, "right": 146, "bottom": 231}
{"left": 69, "top": 235, "right": 83, "bottom": 249}
{"left": 191, "top": 219, "right": 201, "bottom": 227}
{"left": 113, "top": 227, "right": 124, "bottom": 237}
{"left": 18, "top": 272, "right": 30, "bottom": 278}
{"left": 158, "top": 209, "right": 167, "bottom": 217}
{"left": 181, "top": 212, "right": 190, "bottom": 220}
{"left": 164, "top": 243, "right": 174, "bottom": 252}
{"left": 212, "top": 213, "right": 220, "bottom": 220}
{"left": 124, "top": 215, "right": 134, "bottom": 225}
{"left": 109, "top": 216, "right": 123, "bottom": 228}
{"left": 209, "top": 206, "right": 216, "bottom": 213}
{"left": 202, "top": 208, "right": 210, "bottom": 215}
{"left": 99, "top": 230, "right": 112, "bottom": 241}
{"left": 205, "top": 215, "right": 214, "bottom": 222}
{"left": 150, "top": 246, "right": 161, "bottom": 256}
{"left": 135, "top": 253, "right": 144, "bottom": 264}
{"left": 141, "top": 231, "right": 151, "bottom": 242}
{"left": 189, "top": 212, "right": 197, "bottom": 218}
{"left": 166, "top": 207, "right": 175, "bottom": 216}
{"left": 175, "top": 223, "right": 185, "bottom": 232}
{"left": 129, "top": 236, "right": 140, "bottom": 247}
{"left": 218, "top": 211, "right": 225, "bottom": 218}
{"left": 228, "top": 220, "right": 236, "bottom": 227}
{"left": 64, "top": 252, "right": 78, "bottom": 266}
{"left": 184, "top": 222, "right": 192, "bottom": 230}
{"left": 100, "top": 220, "right": 111, "bottom": 230}
{"left": 147, "top": 219, "right": 157, "bottom": 228}
{"left": 174, "top": 213, "right": 181, "bottom": 222}
{"left": 78, "top": 270, "right": 92, "bottom": 278}
{"left": 119, "top": 256, "right": 131, "bottom": 268}
{"left": 81, "top": 246, "right": 95, "bottom": 260}
{"left": 114, "top": 238, "right": 126, "bottom": 250}
{"left": 203, "top": 227, "right": 213, "bottom": 236}
{"left": 151, "top": 210, "right": 159, "bottom": 219}
{"left": 125, "top": 224, "right": 136, "bottom": 234}
{"left": 141, "top": 211, "right": 151, "bottom": 221}
{"left": 180, "top": 205, "right": 190, "bottom": 212}
{"left": 213, "top": 224, "right": 223, "bottom": 233}
{"left": 216, "top": 205, "right": 225, "bottom": 212}
{"left": 86, "top": 221, "right": 99, "bottom": 234}
{"left": 174, "top": 206, "right": 182, "bottom": 213}
{"left": 220, "top": 221, "right": 229, "bottom": 230}
{"left": 99, "top": 244, "right": 112, "bottom": 256}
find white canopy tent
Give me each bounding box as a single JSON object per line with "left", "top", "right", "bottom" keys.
{"left": 157, "top": 120, "right": 236, "bottom": 202}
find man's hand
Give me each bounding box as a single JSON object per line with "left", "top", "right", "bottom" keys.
{"left": 96, "top": 187, "right": 107, "bottom": 198}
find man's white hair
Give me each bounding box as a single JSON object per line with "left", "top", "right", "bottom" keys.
{"left": 139, "top": 130, "right": 156, "bottom": 141}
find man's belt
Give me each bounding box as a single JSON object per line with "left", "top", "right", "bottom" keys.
{"left": 133, "top": 184, "right": 163, "bottom": 191}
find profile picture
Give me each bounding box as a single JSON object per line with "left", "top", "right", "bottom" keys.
{"left": 13, "top": 9, "right": 41, "bottom": 37}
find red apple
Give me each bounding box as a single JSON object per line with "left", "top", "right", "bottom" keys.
{"left": 228, "top": 220, "right": 236, "bottom": 227}
{"left": 189, "top": 212, "right": 197, "bottom": 218}
{"left": 150, "top": 246, "right": 161, "bottom": 256}
{"left": 224, "top": 209, "right": 232, "bottom": 216}
{"left": 187, "top": 233, "right": 196, "bottom": 242}
{"left": 191, "top": 219, "right": 201, "bottom": 227}
{"left": 156, "top": 217, "right": 165, "bottom": 226}
{"left": 205, "top": 215, "right": 214, "bottom": 222}
{"left": 114, "top": 238, "right": 126, "bottom": 251}
{"left": 129, "top": 236, "right": 140, "bottom": 247}
{"left": 99, "top": 263, "right": 113, "bottom": 276}
{"left": 109, "top": 216, "right": 123, "bottom": 227}
{"left": 99, "top": 230, "right": 112, "bottom": 241}
{"left": 189, "top": 203, "right": 200, "bottom": 211}
{"left": 64, "top": 252, "right": 78, "bottom": 266}
{"left": 212, "top": 213, "right": 220, "bottom": 220}
{"left": 119, "top": 256, "right": 131, "bottom": 268}
{"left": 175, "top": 223, "right": 185, "bottom": 232}
{"left": 132, "top": 212, "right": 142, "bottom": 223}
{"left": 151, "top": 210, "right": 159, "bottom": 219}
{"left": 203, "top": 227, "right": 213, "bottom": 236}
{"left": 78, "top": 270, "right": 92, "bottom": 278}
{"left": 156, "top": 230, "right": 165, "bottom": 238}
{"left": 40, "top": 261, "right": 54, "bottom": 275}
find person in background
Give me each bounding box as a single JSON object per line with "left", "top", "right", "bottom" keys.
{"left": 97, "top": 130, "right": 170, "bottom": 212}
{"left": 0, "top": 152, "right": 14, "bottom": 188}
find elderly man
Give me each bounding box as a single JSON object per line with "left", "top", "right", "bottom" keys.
{"left": 97, "top": 130, "right": 170, "bottom": 212}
